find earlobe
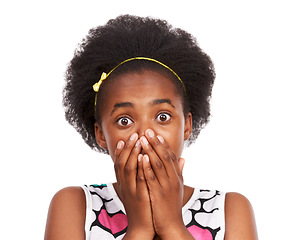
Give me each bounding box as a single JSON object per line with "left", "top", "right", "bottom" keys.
{"left": 94, "top": 122, "right": 108, "bottom": 149}
{"left": 184, "top": 112, "right": 192, "bottom": 141}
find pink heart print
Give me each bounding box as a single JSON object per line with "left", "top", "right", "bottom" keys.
{"left": 98, "top": 209, "right": 213, "bottom": 239}
{"left": 98, "top": 209, "right": 128, "bottom": 234}
{"left": 187, "top": 225, "right": 213, "bottom": 240}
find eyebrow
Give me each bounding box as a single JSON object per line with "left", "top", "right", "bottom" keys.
{"left": 150, "top": 98, "right": 175, "bottom": 108}
{"left": 111, "top": 102, "right": 134, "bottom": 115}
{"left": 110, "top": 98, "right": 175, "bottom": 115}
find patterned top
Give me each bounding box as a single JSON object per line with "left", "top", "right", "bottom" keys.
{"left": 81, "top": 183, "right": 226, "bottom": 240}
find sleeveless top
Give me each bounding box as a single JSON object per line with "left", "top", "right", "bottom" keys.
{"left": 81, "top": 183, "right": 226, "bottom": 240}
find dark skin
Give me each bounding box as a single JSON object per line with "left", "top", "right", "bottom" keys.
{"left": 94, "top": 70, "right": 194, "bottom": 239}
{"left": 44, "top": 70, "right": 258, "bottom": 240}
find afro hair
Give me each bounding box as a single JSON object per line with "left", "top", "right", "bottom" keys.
{"left": 63, "top": 14, "right": 215, "bottom": 154}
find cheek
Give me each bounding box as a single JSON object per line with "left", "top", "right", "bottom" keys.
{"left": 104, "top": 129, "right": 132, "bottom": 161}
{"left": 170, "top": 133, "right": 185, "bottom": 158}
{"left": 107, "top": 140, "right": 118, "bottom": 162}
{"left": 105, "top": 136, "right": 120, "bottom": 161}
{"left": 156, "top": 126, "right": 185, "bottom": 157}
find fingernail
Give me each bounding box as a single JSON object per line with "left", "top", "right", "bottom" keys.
{"left": 141, "top": 136, "right": 149, "bottom": 145}
{"left": 135, "top": 140, "right": 141, "bottom": 147}
{"left": 157, "top": 135, "right": 164, "bottom": 143}
{"left": 144, "top": 154, "right": 149, "bottom": 162}
{"left": 138, "top": 154, "right": 143, "bottom": 162}
{"left": 146, "top": 129, "right": 154, "bottom": 138}
{"left": 130, "top": 133, "right": 138, "bottom": 141}
{"left": 117, "top": 140, "right": 124, "bottom": 149}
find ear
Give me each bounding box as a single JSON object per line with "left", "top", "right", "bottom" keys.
{"left": 94, "top": 122, "right": 108, "bottom": 150}
{"left": 184, "top": 112, "right": 192, "bottom": 141}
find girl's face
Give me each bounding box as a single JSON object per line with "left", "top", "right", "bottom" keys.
{"left": 95, "top": 70, "right": 192, "bottom": 161}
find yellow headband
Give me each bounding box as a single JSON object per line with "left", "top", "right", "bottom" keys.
{"left": 93, "top": 57, "right": 186, "bottom": 108}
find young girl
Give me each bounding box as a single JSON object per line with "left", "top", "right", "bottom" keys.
{"left": 45, "top": 15, "right": 258, "bottom": 240}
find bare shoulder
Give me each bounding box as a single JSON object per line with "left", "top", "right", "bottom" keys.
{"left": 44, "top": 187, "right": 86, "bottom": 240}
{"left": 224, "top": 192, "right": 258, "bottom": 240}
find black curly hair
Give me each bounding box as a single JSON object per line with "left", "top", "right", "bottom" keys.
{"left": 63, "top": 14, "right": 215, "bottom": 154}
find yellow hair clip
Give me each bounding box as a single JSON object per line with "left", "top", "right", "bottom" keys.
{"left": 93, "top": 72, "right": 107, "bottom": 92}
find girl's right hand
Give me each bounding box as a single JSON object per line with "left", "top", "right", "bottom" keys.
{"left": 114, "top": 133, "right": 155, "bottom": 240}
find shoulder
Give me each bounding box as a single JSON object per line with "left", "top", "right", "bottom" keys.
{"left": 44, "top": 187, "right": 86, "bottom": 240}
{"left": 224, "top": 192, "right": 258, "bottom": 240}
{"left": 50, "top": 186, "right": 86, "bottom": 203}
{"left": 47, "top": 187, "right": 86, "bottom": 215}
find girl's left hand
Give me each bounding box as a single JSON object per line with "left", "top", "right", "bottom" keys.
{"left": 139, "top": 129, "right": 192, "bottom": 239}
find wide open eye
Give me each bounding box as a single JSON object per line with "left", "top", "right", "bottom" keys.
{"left": 156, "top": 113, "right": 171, "bottom": 123}
{"left": 117, "top": 117, "right": 133, "bottom": 126}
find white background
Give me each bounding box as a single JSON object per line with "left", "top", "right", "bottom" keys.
{"left": 1, "top": 0, "right": 293, "bottom": 239}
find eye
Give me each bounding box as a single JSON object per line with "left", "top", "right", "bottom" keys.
{"left": 117, "top": 117, "right": 133, "bottom": 126}
{"left": 156, "top": 113, "right": 171, "bottom": 122}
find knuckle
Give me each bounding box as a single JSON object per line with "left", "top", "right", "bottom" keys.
{"left": 149, "top": 174, "right": 156, "bottom": 181}
{"left": 155, "top": 160, "right": 163, "bottom": 169}
{"left": 124, "top": 164, "right": 134, "bottom": 175}
{"left": 124, "top": 142, "right": 132, "bottom": 149}
{"left": 171, "top": 152, "right": 177, "bottom": 161}
{"left": 137, "top": 175, "right": 145, "bottom": 182}
{"left": 163, "top": 152, "right": 170, "bottom": 160}
{"left": 146, "top": 165, "right": 152, "bottom": 171}
{"left": 153, "top": 138, "right": 160, "bottom": 146}
{"left": 163, "top": 142, "right": 169, "bottom": 149}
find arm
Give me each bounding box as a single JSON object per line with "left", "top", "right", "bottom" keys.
{"left": 44, "top": 187, "right": 86, "bottom": 240}
{"left": 224, "top": 192, "right": 258, "bottom": 240}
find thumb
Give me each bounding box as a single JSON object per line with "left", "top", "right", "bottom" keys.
{"left": 178, "top": 158, "right": 185, "bottom": 174}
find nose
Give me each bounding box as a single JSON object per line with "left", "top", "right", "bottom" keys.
{"left": 136, "top": 119, "right": 151, "bottom": 138}
{"left": 137, "top": 127, "right": 146, "bottom": 139}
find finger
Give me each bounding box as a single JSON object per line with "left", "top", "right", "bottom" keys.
{"left": 142, "top": 154, "right": 160, "bottom": 188}
{"left": 136, "top": 154, "right": 148, "bottom": 194}
{"left": 114, "top": 140, "right": 125, "bottom": 183}
{"left": 124, "top": 139, "right": 142, "bottom": 190}
{"left": 156, "top": 134, "right": 182, "bottom": 177}
{"left": 144, "top": 130, "right": 180, "bottom": 177}
{"left": 114, "top": 140, "right": 125, "bottom": 163}
{"left": 114, "top": 133, "right": 138, "bottom": 185}
{"left": 140, "top": 136, "right": 169, "bottom": 186}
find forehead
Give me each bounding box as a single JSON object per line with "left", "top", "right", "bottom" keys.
{"left": 100, "top": 70, "right": 183, "bottom": 111}
{"left": 103, "top": 70, "right": 181, "bottom": 100}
